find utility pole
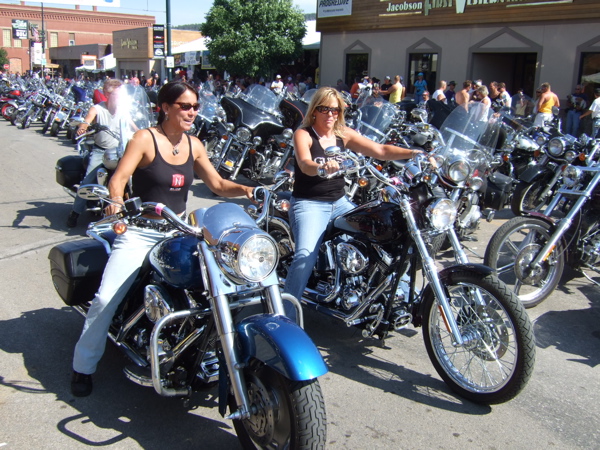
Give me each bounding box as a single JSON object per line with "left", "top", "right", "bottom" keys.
{"left": 166, "top": 0, "right": 172, "bottom": 81}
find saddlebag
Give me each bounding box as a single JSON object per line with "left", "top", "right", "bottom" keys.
{"left": 48, "top": 239, "right": 108, "bottom": 306}
{"left": 482, "top": 172, "right": 513, "bottom": 211}
{"left": 56, "top": 155, "right": 85, "bottom": 189}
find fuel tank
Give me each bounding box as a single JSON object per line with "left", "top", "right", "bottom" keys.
{"left": 149, "top": 235, "right": 204, "bottom": 289}
{"left": 333, "top": 200, "right": 404, "bottom": 244}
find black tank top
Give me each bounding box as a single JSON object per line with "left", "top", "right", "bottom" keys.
{"left": 292, "top": 127, "right": 347, "bottom": 202}
{"left": 131, "top": 128, "right": 194, "bottom": 214}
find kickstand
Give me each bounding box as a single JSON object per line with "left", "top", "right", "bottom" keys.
{"left": 581, "top": 270, "right": 600, "bottom": 287}
{"left": 461, "top": 243, "right": 483, "bottom": 260}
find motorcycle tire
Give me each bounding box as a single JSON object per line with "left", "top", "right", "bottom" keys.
{"left": 23, "top": 115, "right": 32, "bottom": 129}
{"left": 266, "top": 219, "right": 295, "bottom": 279}
{"left": 2, "top": 104, "right": 15, "bottom": 121}
{"left": 229, "top": 359, "right": 327, "bottom": 449}
{"left": 484, "top": 216, "right": 564, "bottom": 308}
{"left": 50, "top": 121, "right": 60, "bottom": 137}
{"left": 42, "top": 113, "right": 54, "bottom": 134}
{"left": 422, "top": 270, "right": 535, "bottom": 404}
{"left": 511, "top": 179, "right": 552, "bottom": 216}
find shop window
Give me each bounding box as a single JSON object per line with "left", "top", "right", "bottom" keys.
{"left": 345, "top": 53, "right": 369, "bottom": 87}
{"left": 50, "top": 32, "right": 58, "bottom": 48}
{"left": 580, "top": 52, "right": 600, "bottom": 90}
{"left": 3, "top": 29, "right": 11, "bottom": 48}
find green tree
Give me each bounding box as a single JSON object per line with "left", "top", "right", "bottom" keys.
{"left": 200, "top": 0, "right": 306, "bottom": 78}
{"left": 0, "top": 48, "right": 8, "bottom": 68}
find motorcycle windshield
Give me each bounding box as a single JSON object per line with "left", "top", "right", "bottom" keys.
{"left": 239, "top": 84, "right": 282, "bottom": 118}
{"left": 356, "top": 98, "right": 397, "bottom": 142}
{"left": 301, "top": 89, "right": 318, "bottom": 104}
{"left": 197, "top": 89, "right": 223, "bottom": 121}
{"left": 115, "top": 84, "right": 154, "bottom": 147}
{"left": 435, "top": 102, "right": 501, "bottom": 180}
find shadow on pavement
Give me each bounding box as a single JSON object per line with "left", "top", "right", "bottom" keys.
{"left": 0, "top": 307, "right": 240, "bottom": 449}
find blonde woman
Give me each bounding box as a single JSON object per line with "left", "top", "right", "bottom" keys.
{"left": 284, "top": 87, "right": 422, "bottom": 312}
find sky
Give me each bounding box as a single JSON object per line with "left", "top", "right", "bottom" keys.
{"left": 7, "top": 0, "right": 317, "bottom": 26}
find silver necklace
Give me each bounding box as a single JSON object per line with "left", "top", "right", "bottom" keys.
{"left": 160, "top": 124, "right": 183, "bottom": 155}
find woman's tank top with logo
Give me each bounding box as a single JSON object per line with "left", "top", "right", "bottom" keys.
{"left": 131, "top": 128, "right": 194, "bottom": 214}
{"left": 292, "top": 127, "right": 346, "bottom": 202}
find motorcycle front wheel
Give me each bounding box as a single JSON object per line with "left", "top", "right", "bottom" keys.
{"left": 230, "top": 360, "right": 327, "bottom": 449}
{"left": 50, "top": 121, "right": 60, "bottom": 137}
{"left": 511, "top": 179, "right": 552, "bottom": 216}
{"left": 484, "top": 216, "right": 564, "bottom": 308}
{"left": 42, "top": 112, "right": 55, "bottom": 134}
{"left": 422, "top": 270, "right": 535, "bottom": 404}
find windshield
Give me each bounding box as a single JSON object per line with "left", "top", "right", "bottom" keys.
{"left": 240, "top": 84, "right": 282, "bottom": 117}
{"left": 301, "top": 88, "right": 318, "bottom": 104}
{"left": 116, "top": 84, "right": 153, "bottom": 145}
{"left": 197, "top": 88, "right": 222, "bottom": 121}
{"left": 435, "top": 102, "right": 501, "bottom": 177}
{"left": 356, "top": 97, "right": 397, "bottom": 142}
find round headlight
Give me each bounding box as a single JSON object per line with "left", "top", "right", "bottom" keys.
{"left": 535, "top": 135, "right": 547, "bottom": 146}
{"left": 426, "top": 199, "right": 457, "bottom": 231}
{"left": 236, "top": 127, "right": 252, "bottom": 143}
{"left": 282, "top": 128, "right": 293, "bottom": 140}
{"left": 252, "top": 136, "right": 262, "bottom": 146}
{"left": 562, "top": 165, "right": 582, "bottom": 188}
{"left": 547, "top": 138, "right": 565, "bottom": 157}
{"left": 225, "top": 122, "right": 235, "bottom": 132}
{"left": 218, "top": 231, "right": 278, "bottom": 282}
{"left": 469, "top": 176, "right": 484, "bottom": 191}
{"left": 565, "top": 150, "right": 577, "bottom": 162}
{"left": 446, "top": 158, "right": 470, "bottom": 183}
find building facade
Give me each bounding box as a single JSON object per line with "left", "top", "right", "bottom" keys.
{"left": 316, "top": 0, "right": 600, "bottom": 101}
{"left": 0, "top": 3, "right": 153, "bottom": 75}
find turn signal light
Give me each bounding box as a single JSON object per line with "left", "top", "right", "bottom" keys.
{"left": 113, "top": 221, "right": 128, "bottom": 235}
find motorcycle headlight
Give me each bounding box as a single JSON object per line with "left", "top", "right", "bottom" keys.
{"left": 225, "top": 122, "right": 235, "bottom": 132}
{"left": 426, "top": 199, "right": 457, "bottom": 231}
{"left": 565, "top": 150, "right": 577, "bottom": 162}
{"left": 469, "top": 176, "right": 484, "bottom": 191}
{"left": 217, "top": 230, "right": 278, "bottom": 283}
{"left": 547, "top": 137, "right": 565, "bottom": 157}
{"left": 446, "top": 157, "right": 470, "bottom": 183}
{"left": 252, "top": 136, "right": 262, "bottom": 146}
{"left": 282, "top": 128, "right": 293, "bottom": 140}
{"left": 535, "top": 134, "right": 547, "bottom": 146}
{"left": 236, "top": 127, "right": 252, "bottom": 143}
{"left": 562, "top": 165, "right": 582, "bottom": 188}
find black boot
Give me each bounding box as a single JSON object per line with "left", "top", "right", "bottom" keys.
{"left": 71, "top": 370, "right": 93, "bottom": 397}
{"left": 66, "top": 211, "right": 79, "bottom": 228}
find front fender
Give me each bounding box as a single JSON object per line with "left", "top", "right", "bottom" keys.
{"left": 236, "top": 314, "right": 328, "bottom": 381}
{"left": 519, "top": 164, "right": 551, "bottom": 183}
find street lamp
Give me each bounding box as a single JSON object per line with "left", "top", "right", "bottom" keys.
{"left": 166, "top": 0, "right": 172, "bottom": 81}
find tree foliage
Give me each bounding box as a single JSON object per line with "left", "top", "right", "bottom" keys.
{"left": 200, "top": 0, "right": 306, "bottom": 78}
{"left": 0, "top": 48, "right": 8, "bottom": 67}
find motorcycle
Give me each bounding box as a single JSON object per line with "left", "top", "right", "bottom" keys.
{"left": 216, "top": 84, "right": 294, "bottom": 182}
{"left": 48, "top": 187, "right": 328, "bottom": 448}
{"left": 252, "top": 145, "right": 536, "bottom": 404}
{"left": 484, "top": 139, "right": 600, "bottom": 308}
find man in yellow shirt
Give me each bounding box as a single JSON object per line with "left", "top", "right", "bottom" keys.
{"left": 534, "top": 82, "right": 560, "bottom": 127}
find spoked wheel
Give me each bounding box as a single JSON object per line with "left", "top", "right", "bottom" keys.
{"left": 230, "top": 360, "right": 327, "bottom": 449}
{"left": 422, "top": 270, "right": 536, "bottom": 404}
{"left": 484, "top": 216, "right": 564, "bottom": 308}
{"left": 511, "top": 179, "right": 552, "bottom": 216}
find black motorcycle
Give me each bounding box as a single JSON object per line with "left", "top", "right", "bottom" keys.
{"left": 253, "top": 146, "right": 536, "bottom": 404}
{"left": 216, "top": 85, "right": 294, "bottom": 182}
{"left": 48, "top": 187, "right": 328, "bottom": 448}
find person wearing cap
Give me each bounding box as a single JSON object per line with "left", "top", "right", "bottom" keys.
{"left": 414, "top": 72, "right": 427, "bottom": 103}
{"left": 579, "top": 88, "right": 600, "bottom": 139}
{"left": 380, "top": 75, "right": 403, "bottom": 104}
{"left": 380, "top": 76, "right": 392, "bottom": 101}
{"left": 445, "top": 80, "right": 457, "bottom": 106}
{"left": 270, "top": 74, "right": 284, "bottom": 95}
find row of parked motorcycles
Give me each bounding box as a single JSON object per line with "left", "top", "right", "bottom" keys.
{"left": 8, "top": 74, "right": 597, "bottom": 447}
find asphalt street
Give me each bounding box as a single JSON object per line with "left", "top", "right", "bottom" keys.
{"left": 0, "top": 118, "right": 598, "bottom": 449}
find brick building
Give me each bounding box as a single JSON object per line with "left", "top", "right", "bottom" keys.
{"left": 0, "top": 3, "right": 154, "bottom": 75}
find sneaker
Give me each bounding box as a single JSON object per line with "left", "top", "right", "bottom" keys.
{"left": 66, "top": 211, "right": 79, "bottom": 228}
{"left": 71, "top": 370, "right": 93, "bottom": 397}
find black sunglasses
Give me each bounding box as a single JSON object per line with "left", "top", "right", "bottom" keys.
{"left": 173, "top": 102, "right": 201, "bottom": 111}
{"left": 315, "top": 105, "right": 341, "bottom": 115}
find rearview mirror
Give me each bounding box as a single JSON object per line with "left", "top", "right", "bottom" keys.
{"left": 77, "top": 184, "right": 109, "bottom": 200}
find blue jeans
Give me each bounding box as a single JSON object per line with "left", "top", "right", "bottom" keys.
{"left": 283, "top": 195, "right": 355, "bottom": 320}
{"left": 73, "top": 225, "right": 167, "bottom": 374}
{"left": 72, "top": 149, "right": 105, "bottom": 215}
{"left": 565, "top": 109, "right": 582, "bottom": 137}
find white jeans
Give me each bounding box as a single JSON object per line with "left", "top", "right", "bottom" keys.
{"left": 72, "top": 226, "right": 167, "bottom": 375}
{"left": 534, "top": 112, "right": 552, "bottom": 128}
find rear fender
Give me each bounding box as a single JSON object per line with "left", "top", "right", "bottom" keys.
{"left": 236, "top": 314, "right": 327, "bottom": 381}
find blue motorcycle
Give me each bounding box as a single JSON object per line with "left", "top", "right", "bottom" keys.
{"left": 48, "top": 186, "right": 327, "bottom": 449}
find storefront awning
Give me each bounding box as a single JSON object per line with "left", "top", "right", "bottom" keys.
{"left": 582, "top": 72, "right": 600, "bottom": 84}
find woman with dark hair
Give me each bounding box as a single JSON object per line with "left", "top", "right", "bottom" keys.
{"left": 283, "top": 87, "right": 424, "bottom": 318}
{"left": 70, "top": 80, "right": 254, "bottom": 397}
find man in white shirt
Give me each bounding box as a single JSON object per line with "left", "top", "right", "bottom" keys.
{"left": 580, "top": 88, "right": 600, "bottom": 139}
{"left": 270, "top": 74, "right": 283, "bottom": 95}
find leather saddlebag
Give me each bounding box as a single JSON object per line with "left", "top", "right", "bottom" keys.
{"left": 48, "top": 239, "right": 108, "bottom": 306}
{"left": 56, "top": 155, "right": 85, "bottom": 189}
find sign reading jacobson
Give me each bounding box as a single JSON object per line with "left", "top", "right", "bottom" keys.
{"left": 153, "top": 24, "right": 165, "bottom": 59}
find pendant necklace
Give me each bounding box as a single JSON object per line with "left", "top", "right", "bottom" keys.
{"left": 312, "top": 126, "right": 333, "bottom": 141}
{"left": 160, "top": 124, "right": 183, "bottom": 155}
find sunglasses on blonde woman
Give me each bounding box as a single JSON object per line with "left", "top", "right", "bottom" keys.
{"left": 173, "top": 102, "right": 201, "bottom": 111}
{"left": 315, "top": 105, "right": 341, "bottom": 115}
